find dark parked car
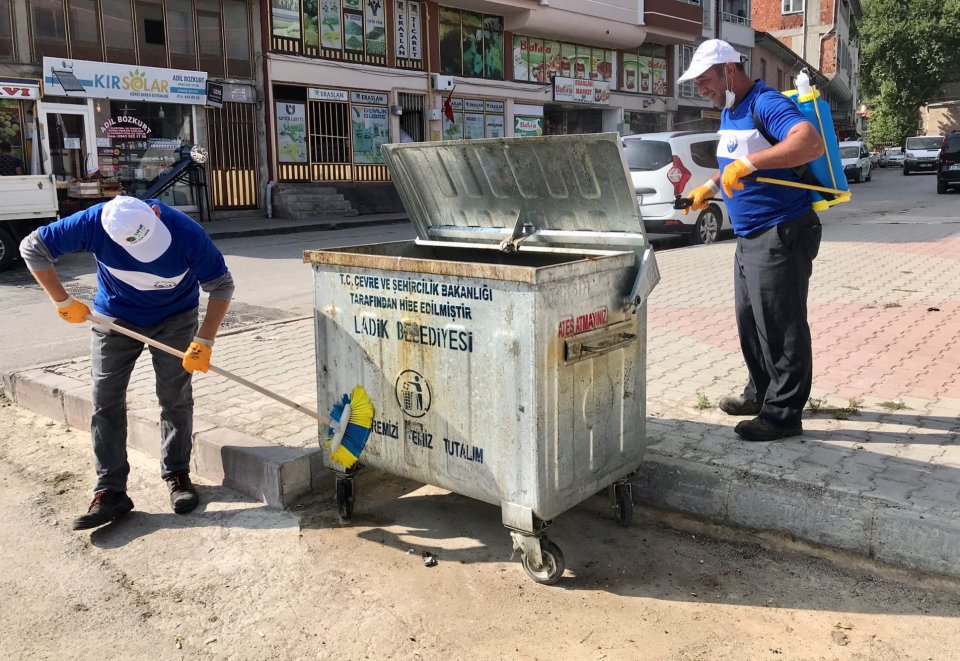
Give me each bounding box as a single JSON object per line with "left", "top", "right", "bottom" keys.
{"left": 937, "top": 131, "right": 960, "bottom": 194}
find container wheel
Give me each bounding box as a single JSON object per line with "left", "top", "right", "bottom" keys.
{"left": 335, "top": 477, "right": 355, "bottom": 521}
{"left": 521, "top": 537, "right": 565, "bottom": 585}
{"left": 612, "top": 483, "right": 634, "bottom": 526}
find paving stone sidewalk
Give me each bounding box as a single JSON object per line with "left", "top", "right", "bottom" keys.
{"left": 8, "top": 217, "right": 960, "bottom": 577}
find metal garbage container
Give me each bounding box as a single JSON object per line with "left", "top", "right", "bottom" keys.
{"left": 304, "top": 133, "right": 659, "bottom": 584}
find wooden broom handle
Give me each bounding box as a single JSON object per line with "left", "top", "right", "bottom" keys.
{"left": 86, "top": 314, "right": 333, "bottom": 426}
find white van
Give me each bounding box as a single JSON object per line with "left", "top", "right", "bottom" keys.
{"left": 903, "top": 135, "right": 943, "bottom": 175}
{"left": 838, "top": 140, "right": 872, "bottom": 183}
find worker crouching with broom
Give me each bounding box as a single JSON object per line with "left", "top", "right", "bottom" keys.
{"left": 20, "top": 195, "right": 234, "bottom": 530}
{"left": 679, "top": 40, "right": 824, "bottom": 443}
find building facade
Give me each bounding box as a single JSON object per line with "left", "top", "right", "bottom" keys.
{"left": 262, "top": 0, "right": 704, "bottom": 206}
{"left": 752, "top": 0, "right": 861, "bottom": 138}
{"left": 0, "top": 0, "right": 264, "bottom": 215}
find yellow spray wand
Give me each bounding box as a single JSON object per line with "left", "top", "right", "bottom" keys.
{"left": 746, "top": 175, "right": 850, "bottom": 198}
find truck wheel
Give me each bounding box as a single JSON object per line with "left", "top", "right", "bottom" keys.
{"left": 0, "top": 226, "right": 17, "bottom": 272}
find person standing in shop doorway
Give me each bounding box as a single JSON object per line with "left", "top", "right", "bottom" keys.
{"left": 0, "top": 141, "right": 23, "bottom": 176}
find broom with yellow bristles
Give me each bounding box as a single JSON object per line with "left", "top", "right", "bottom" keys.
{"left": 86, "top": 314, "right": 374, "bottom": 470}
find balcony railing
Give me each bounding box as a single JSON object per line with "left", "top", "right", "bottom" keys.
{"left": 721, "top": 10, "right": 751, "bottom": 26}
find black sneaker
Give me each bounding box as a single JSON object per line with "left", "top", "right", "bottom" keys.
{"left": 719, "top": 395, "right": 762, "bottom": 416}
{"left": 166, "top": 473, "right": 199, "bottom": 514}
{"left": 72, "top": 490, "right": 134, "bottom": 530}
{"left": 734, "top": 416, "right": 803, "bottom": 442}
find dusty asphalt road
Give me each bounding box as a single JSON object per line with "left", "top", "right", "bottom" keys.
{"left": 1, "top": 392, "right": 958, "bottom": 661}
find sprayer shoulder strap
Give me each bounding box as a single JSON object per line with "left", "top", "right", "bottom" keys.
{"left": 752, "top": 96, "right": 835, "bottom": 202}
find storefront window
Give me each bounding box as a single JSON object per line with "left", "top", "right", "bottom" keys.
{"left": 439, "top": 7, "right": 503, "bottom": 80}
{"left": 103, "top": 0, "right": 136, "bottom": 64}
{"left": 0, "top": 0, "right": 16, "bottom": 60}
{"left": 68, "top": 0, "right": 102, "bottom": 61}
{"left": 0, "top": 100, "right": 24, "bottom": 162}
{"left": 30, "top": 0, "right": 69, "bottom": 59}
{"left": 441, "top": 98, "right": 504, "bottom": 141}
{"left": 622, "top": 44, "right": 668, "bottom": 95}
{"left": 95, "top": 101, "right": 196, "bottom": 206}
{"left": 512, "top": 35, "right": 614, "bottom": 85}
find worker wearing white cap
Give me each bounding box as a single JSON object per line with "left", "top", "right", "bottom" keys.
{"left": 678, "top": 39, "right": 825, "bottom": 443}
{"left": 20, "top": 195, "right": 234, "bottom": 529}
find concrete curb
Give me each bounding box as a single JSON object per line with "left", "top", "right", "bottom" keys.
{"left": 3, "top": 367, "right": 328, "bottom": 509}
{"left": 5, "top": 366, "right": 959, "bottom": 578}
{"left": 632, "top": 450, "right": 960, "bottom": 578}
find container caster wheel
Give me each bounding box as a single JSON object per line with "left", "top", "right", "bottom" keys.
{"left": 335, "top": 477, "right": 355, "bottom": 521}
{"left": 611, "top": 482, "right": 633, "bottom": 527}
{"left": 520, "top": 537, "right": 565, "bottom": 585}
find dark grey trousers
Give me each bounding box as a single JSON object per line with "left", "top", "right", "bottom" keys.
{"left": 89, "top": 308, "right": 198, "bottom": 494}
{"left": 734, "top": 211, "right": 821, "bottom": 428}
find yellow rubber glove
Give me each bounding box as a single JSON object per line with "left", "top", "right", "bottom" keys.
{"left": 685, "top": 179, "right": 720, "bottom": 215}
{"left": 721, "top": 156, "right": 757, "bottom": 198}
{"left": 182, "top": 337, "right": 213, "bottom": 373}
{"left": 55, "top": 296, "right": 91, "bottom": 324}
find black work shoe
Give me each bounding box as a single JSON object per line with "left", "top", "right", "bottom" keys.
{"left": 72, "top": 490, "right": 134, "bottom": 530}
{"left": 734, "top": 416, "right": 803, "bottom": 442}
{"left": 719, "top": 395, "right": 762, "bottom": 416}
{"left": 166, "top": 473, "right": 199, "bottom": 514}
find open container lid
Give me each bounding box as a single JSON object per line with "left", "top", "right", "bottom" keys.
{"left": 381, "top": 133, "right": 648, "bottom": 254}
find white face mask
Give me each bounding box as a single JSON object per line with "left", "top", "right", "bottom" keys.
{"left": 723, "top": 68, "right": 736, "bottom": 109}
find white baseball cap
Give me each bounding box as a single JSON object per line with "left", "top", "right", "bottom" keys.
{"left": 677, "top": 39, "right": 742, "bottom": 83}
{"left": 101, "top": 196, "right": 172, "bottom": 263}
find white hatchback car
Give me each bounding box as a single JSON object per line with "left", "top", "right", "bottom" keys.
{"left": 621, "top": 131, "right": 727, "bottom": 245}
{"left": 838, "top": 140, "right": 872, "bottom": 183}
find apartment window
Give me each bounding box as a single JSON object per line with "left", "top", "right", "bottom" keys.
{"left": 166, "top": 0, "right": 196, "bottom": 69}
{"left": 30, "top": 0, "right": 69, "bottom": 59}
{"left": 439, "top": 7, "right": 503, "bottom": 80}
{"left": 103, "top": 0, "right": 136, "bottom": 63}
{"left": 782, "top": 0, "right": 802, "bottom": 14}
{"left": 0, "top": 0, "right": 15, "bottom": 59}
{"left": 679, "top": 44, "right": 696, "bottom": 98}
{"left": 196, "top": 0, "right": 224, "bottom": 76}
{"left": 136, "top": 0, "right": 166, "bottom": 64}
{"left": 224, "top": 0, "right": 252, "bottom": 78}
{"left": 67, "top": 0, "right": 103, "bottom": 60}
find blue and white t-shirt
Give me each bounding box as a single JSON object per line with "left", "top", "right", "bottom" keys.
{"left": 37, "top": 200, "right": 228, "bottom": 327}
{"left": 718, "top": 80, "right": 813, "bottom": 236}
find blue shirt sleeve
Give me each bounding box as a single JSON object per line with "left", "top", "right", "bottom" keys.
{"left": 754, "top": 89, "right": 807, "bottom": 143}
{"left": 36, "top": 204, "right": 104, "bottom": 259}
{"left": 152, "top": 200, "right": 228, "bottom": 284}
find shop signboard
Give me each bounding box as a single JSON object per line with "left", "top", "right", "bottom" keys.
{"left": 0, "top": 83, "right": 40, "bottom": 99}
{"left": 42, "top": 57, "right": 207, "bottom": 104}
{"left": 351, "top": 91, "right": 388, "bottom": 105}
{"left": 514, "top": 116, "right": 543, "bottom": 137}
{"left": 206, "top": 82, "right": 223, "bottom": 109}
{"left": 408, "top": 1, "right": 421, "bottom": 59}
{"left": 309, "top": 87, "right": 349, "bottom": 102}
{"left": 553, "top": 77, "right": 610, "bottom": 105}
{"left": 223, "top": 83, "right": 255, "bottom": 104}
{"left": 276, "top": 102, "right": 308, "bottom": 163}
{"left": 352, "top": 105, "right": 388, "bottom": 163}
